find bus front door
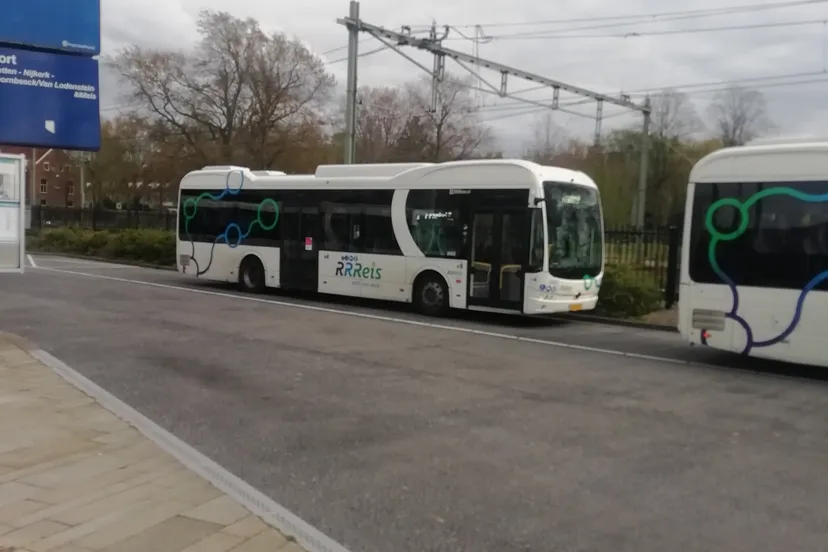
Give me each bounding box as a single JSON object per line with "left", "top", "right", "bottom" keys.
{"left": 280, "top": 205, "right": 320, "bottom": 291}
{"left": 468, "top": 209, "right": 527, "bottom": 311}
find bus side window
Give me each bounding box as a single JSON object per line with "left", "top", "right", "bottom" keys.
{"left": 528, "top": 208, "right": 544, "bottom": 271}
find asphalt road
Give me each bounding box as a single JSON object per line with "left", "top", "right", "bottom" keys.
{"left": 2, "top": 254, "right": 827, "bottom": 552}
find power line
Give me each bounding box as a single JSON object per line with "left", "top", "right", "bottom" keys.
{"left": 480, "top": 74, "right": 828, "bottom": 123}
{"left": 479, "top": 19, "right": 824, "bottom": 41}
{"left": 326, "top": 45, "right": 388, "bottom": 64}
{"left": 442, "top": 0, "right": 828, "bottom": 29}
{"left": 320, "top": 28, "right": 434, "bottom": 58}
{"left": 495, "top": 71, "right": 828, "bottom": 108}
{"left": 447, "top": 8, "right": 828, "bottom": 40}
{"left": 620, "top": 70, "right": 828, "bottom": 95}
{"left": 442, "top": 0, "right": 828, "bottom": 41}
{"left": 320, "top": 39, "right": 371, "bottom": 56}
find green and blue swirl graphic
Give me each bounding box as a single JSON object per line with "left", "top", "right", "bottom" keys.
{"left": 182, "top": 170, "right": 280, "bottom": 276}
{"left": 702, "top": 187, "right": 828, "bottom": 353}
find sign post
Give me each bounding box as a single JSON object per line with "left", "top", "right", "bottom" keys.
{"left": 0, "top": 153, "right": 25, "bottom": 273}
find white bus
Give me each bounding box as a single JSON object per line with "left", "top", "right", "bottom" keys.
{"left": 176, "top": 159, "right": 605, "bottom": 316}
{"left": 678, "top": 138, "right": 828, "bottom": 367}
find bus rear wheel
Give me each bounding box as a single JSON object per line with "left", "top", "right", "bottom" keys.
{"left": 414, "top": 273, "right": 449, "bottom": 317}
{"left": 238, "top": 256, "right": 266, "bottom": 293}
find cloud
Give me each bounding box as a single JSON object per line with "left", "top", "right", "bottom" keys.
{"left": 99, "top": 0, "right": 828, "bottom": 154}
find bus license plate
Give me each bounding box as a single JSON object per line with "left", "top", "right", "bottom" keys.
{"left": 569, "top": 303, "right": 582, "bottom": 312}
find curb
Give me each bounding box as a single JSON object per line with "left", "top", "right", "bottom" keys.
{"left": 0, "top": 331, "right": 37, "bottom": 351}
{"left": 564, "top": 313, "right": 679, "bottom": 333}
{"left": 27, "top": 250, "right": 176, "bottom": 271}
{"left": 1, "top": 333, "right": 352, "bottom": 552}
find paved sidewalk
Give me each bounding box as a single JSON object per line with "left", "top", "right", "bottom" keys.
{"left": 0, "top": 335, "right": 307, "bottom": 552}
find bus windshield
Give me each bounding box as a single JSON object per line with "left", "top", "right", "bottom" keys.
{"left": 544, "top": 182, "right": 603, "bottom": 280}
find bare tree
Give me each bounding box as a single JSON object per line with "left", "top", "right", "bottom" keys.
{"left": 707, "top": 85, "right": 772, "bottom": 146}
{"left": 81, "top": 116, "right": 152, "bottom": 206}
{"left": 114, "top": 10, "right": 335, "bottom": 167}
{"left": 650, "top": 88, "right": 704, "bottom": 139}
{"left": 398, "top": 74, "right": 490, "bottom": 162}
{"left": 524, "top": 112, "right": 568, "bottom": 163}
{"left": 354, "top": 86, "right": 412, "bottom": 162}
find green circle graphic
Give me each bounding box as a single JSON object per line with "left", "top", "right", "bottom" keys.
{"left": 705, "top": 197, "right": 749, "bottom": 241}
{"left": 256, "top": 198, "right": 280, "bottom": 231}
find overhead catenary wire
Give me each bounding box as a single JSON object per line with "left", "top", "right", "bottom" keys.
{"left": 435, "top": 0, "right": 828, "bottom": 30}
{"left": 476, "top": 70, "right": 828, "bottom": 113}
{"left": 480, "top": 75, "right": 828, "bottom": 123}
{"left": 326, "top": 45, "right": 388, "bottom": 65}
{"left": 469, "top": 19, "right": 825, "bottom": 41}
{"left": 439, "top": 1, "right": 828, "bottom": 42}
{"left": 319, "top": 38, "right": 370, "bottom": 56}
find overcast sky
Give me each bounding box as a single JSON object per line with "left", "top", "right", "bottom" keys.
{"left": 99, "top": 0, "right": 828, "bottom": 155}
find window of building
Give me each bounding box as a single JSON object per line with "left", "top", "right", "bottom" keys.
{"left": 66, "top": 200, "right": 74, "bottom": 207}
{"left": 43, "top": 162, "right": 49, "bottom": 172}
{"left": 40, "top": 199, "right": 46, "bottom": 205}
{"left": 64, "top": 164, "right": 70, "bottom": 173}
{"left": 688, "top": 181, "right": 828, "bottom": 291}
{"left": 67, "top": 181, "right": 74, "bottom": 196}
{"left": 39, "top": 178, "right": 47, "bottom": 194}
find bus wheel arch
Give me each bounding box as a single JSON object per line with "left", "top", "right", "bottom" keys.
{"left": 238, "top": 254, "right": 266, "bottom": 293}
{"left": 412, "top": 270, "right": 449, "bottom": 316}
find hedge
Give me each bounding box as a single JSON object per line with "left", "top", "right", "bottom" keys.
{"left": 27, "top": 228, "right": 664, "bottom": 318}
{"left": 28, "top": 227, "right": 176, "bottom": 267}
{"left": 591, "top": 263, "right": 663, "bottom": 318}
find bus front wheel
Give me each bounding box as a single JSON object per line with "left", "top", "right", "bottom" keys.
{"left": 238, "top": 256, "right": 266, "bottom": 293}
{"left": 414, "top": 272, "right": 449, "bottom": 316}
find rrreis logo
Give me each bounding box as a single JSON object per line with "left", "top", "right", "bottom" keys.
{"left": 335, "top": 255, "right": 382, "bottom": 280}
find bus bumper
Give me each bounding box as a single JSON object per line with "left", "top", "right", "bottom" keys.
{"left": 523, "top": 295, "right": 599, "bottom": 315}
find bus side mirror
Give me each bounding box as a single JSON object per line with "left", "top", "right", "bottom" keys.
{"left": 533, "top": 197, "right": 545, "bottom": 205}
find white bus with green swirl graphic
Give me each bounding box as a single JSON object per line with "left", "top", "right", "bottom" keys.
{"left": 176, "top": 160, "right": 604, "bottom": 317}
{"left": 679, "top": 138, "right": 828, "bottom": 366}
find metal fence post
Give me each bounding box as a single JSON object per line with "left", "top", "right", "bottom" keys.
{"left": 663, "top": 225, "right": 681, "bottom": 309}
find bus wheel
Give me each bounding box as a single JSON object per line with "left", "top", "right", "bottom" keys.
{"left": 414, "top": 273, "right": 449, "bottom": 316}
{"left": 238, "top": 256, "right": 266, "bottom": 293}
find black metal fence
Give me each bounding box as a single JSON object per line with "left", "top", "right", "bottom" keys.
{"left": 605, "top": 225, "right": 681, "bottom": 308}
{"left": 29, "top": 206, "right": 683, "bottom": 308}
{"left": 31, "top": 205, "right": 177, "bottom": 232}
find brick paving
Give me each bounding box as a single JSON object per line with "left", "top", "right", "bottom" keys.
{"left": 0, "top": 335, "right": 308, "bottom": 552}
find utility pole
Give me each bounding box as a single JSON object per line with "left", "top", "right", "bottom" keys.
{"left": 343, "top": 0, "right": 360, "bottom": 164}
{"left": 633, "top": 97, "right": 651, "bottom": 228}
{"left": 428, "top": 22, "right": 447, "bottom": 113}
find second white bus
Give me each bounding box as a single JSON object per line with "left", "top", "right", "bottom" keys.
{"left": 678, "top": 138, "right": 828, "bottom": 367}
{"left": 176, "top": 159, "right": 605, "bottom": 316}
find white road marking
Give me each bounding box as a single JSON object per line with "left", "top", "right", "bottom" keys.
{"left": 32, "top": 348, "right": 352, "bottom": 552}
{"left": 26, "top": 254, "right": 36, "bottom": 268}
{"left": 33, "top": 265, "right": 693, "bottom": 366}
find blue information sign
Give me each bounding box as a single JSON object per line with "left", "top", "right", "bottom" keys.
{"left": 0, "top": 0, "right": 100, "bottom": 55}
{"left": 0, "top": 47, "right": 100, "bottom": 151}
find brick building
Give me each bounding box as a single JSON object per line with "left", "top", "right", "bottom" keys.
{"left": 0, "top": 146, "right": 82, "bottom": 207}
